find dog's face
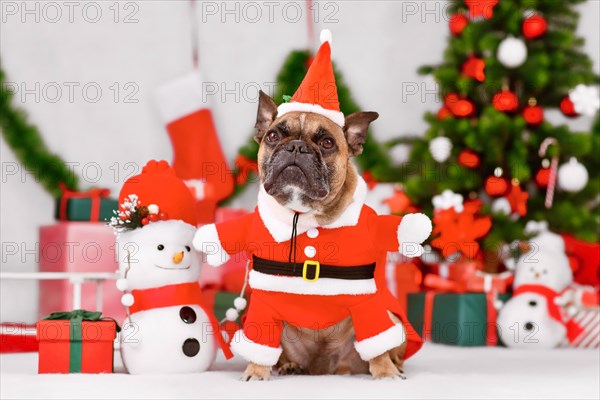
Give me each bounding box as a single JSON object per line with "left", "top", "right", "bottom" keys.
{"left": 254, "top": 91, "right": 378, "bottom": 212}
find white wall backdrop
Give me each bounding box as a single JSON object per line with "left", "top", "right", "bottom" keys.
{"left": 1, "top": 1, "right": 599, "bottom": 322}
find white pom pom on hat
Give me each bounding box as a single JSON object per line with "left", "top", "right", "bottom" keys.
{"left": 320, "top": 29, "right": 332, "bottom": 45}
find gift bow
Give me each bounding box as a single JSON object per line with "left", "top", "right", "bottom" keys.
{"left": 44, "top": 309, "right": 121, "bottom": 339}
{"left": 58, "top": 182, "right": 110, "bottom": 222}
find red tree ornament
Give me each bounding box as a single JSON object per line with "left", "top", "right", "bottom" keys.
{"left": 535, "top": 167, "right": 551, "bottom": 187}
{"left": 493, "top": 90, "right": 519, "bottom": 112}
{"left": 523, "top": 15, "right": 548, "bottom": 40}
{"left": 449, "top": 13, "right": 468, "bottom": 35}
{"left": 458, "top": 150, "right": 481, "bottom": 168}
{"left": 431, "top": 206, "right": 492, "bottom": 259}
{"left": 462, "top": 56, "right": 486, "bottom": 82}
{"left": 445, "top": 93, "right": 475, "bottom": 117}
{"left": 383, "top": 190, "right": 413, "bottom": 215}
{"left": 437, "top": 106, "right": 453, "bottom": 120}
{"left": 465, "top": 0, "right": 499, "bottom": 19}
{"left": 523, "top": 99, "right": 544, "bottom": 125}
{"left": 485, "top": 176, "right": 509, "bottom": 196}
{"left": 506, "top": 182, "right": 528, "bottom": 216}
{"left": 560, "top": 96, "right": 579, "bottom": 117}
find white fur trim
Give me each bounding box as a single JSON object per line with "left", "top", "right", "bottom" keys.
{"left": 249, "top": 270, "right": 376, "bottom": 296}
{"left": 257, "top": 174, "right": 368, "bottom": 243}
{"left": 154, "top": 71, "right": 208, "bottom": 122}
{"left": 230, "top": 330, "right": 282, "bottom": 366}
{"left": 397, "top": 213, "right": 432, "bottom": 258}
{"left": 277, "top": 102, "right": 345, "bottom": 127}
{"left": 193, "top": 224, "right": 230, "bottom": 267}
{"left": 354, "top": 324, "right": 406, "bottom": 361}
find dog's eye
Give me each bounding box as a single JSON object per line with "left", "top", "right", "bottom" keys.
{"left": 320, "top": 137, "right": 335, "bottom": 149}
{"left": 266, "top": 131, "right": 280, "bottom": 143}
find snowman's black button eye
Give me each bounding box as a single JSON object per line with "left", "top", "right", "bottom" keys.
{"left": 185, "top": 246, "right": 191, "bottom": 252}
{"left": 179, "top": 306, "right": 197, "bottom": 324}
{"left": 524, "top": 322, "right": 534, "bottom": 331}
{"left": 529, "top": 301, "right": 537, "bottom": 307}
{"left": 157, "top": 244, "right": 164, "bottom": 251}
{"left": 182, "top": 338, "right": 200, "bottom": 357}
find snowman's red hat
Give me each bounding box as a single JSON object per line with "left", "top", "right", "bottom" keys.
{"left": 119, "top": 160, "right": 198, "bottom": 227}
{"left": 276, "top": 29, "right": 345, "bottom": 127}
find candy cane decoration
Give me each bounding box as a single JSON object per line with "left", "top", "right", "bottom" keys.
{"left": 539, "top": 137, "right": 559, "bottom": 208}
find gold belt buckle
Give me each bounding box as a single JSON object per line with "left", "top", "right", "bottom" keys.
{"left": 302, "top": 260, "right": 320, "bottom": 282}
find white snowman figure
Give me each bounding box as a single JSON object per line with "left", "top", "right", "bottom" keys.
{"left": 110, "top": 160, "right": 232, "bottom": 374}
{"left": 497, "top": 221, "right": 574, "bottom": 349}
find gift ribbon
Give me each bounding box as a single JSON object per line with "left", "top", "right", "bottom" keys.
{"left": 422, "top": 274, "right": 499, "bottom": 346}
{"left": 58, "top": 182, "right": 110, "bottom": 222}
{"left": 44, "top": 309, "right": 120, "bottom": 373}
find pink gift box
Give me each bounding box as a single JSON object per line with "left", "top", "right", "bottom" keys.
{"left": 38, "top": 222, "right": 124, "bottom": 321}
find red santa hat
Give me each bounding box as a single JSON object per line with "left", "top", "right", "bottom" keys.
{"left": 118, "top": 160, "right": 198, "bottom": 228}
{"left": 276, "top": 29, "right": 345, "bottom": 127}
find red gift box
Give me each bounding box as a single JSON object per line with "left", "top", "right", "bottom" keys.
{"left": 38, "top": 222, "right": 123, "bottom": 321}
{"left": 466, "top": 271, "right": 513, "bottom": 293}
{"left": 37, "top": 313, "right": 117, "bottom": 374}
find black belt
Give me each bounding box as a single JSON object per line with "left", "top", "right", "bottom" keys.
{"left": 252, "top": 256, "right": 375, "bottom": 281}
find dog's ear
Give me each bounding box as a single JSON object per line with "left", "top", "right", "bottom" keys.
{"left": 254, "top": 91, "right": 278, "bottom": 143}
{"left": 343, "top": 112, "right": 379, "bottom": 156}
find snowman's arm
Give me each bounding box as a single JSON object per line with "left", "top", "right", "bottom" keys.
{"left": 193, "top": 213, "right": 254, "bottom": 267}
{"left": 369, "top": 213, "right": 432, "bottom": 258}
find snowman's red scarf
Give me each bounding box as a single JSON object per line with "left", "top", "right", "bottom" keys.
{"left": 513, "top": 284, "right": 583, "bottom": 343}
{"left": 130, "top": 282, "right": 233, "bottom": 358}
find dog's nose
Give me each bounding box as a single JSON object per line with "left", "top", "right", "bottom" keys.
{"left": 285, "top": 140, "right": 310, "bottom": 154}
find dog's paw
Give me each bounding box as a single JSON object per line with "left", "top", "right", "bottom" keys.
{"left": 369, "top": 353, "right": 406, "bottom": 380}
{"left": 241, "top": 363, "right": 271, "bottom": 381}
{"left": 277, "top": 362, "right": 305, "bottom": 376}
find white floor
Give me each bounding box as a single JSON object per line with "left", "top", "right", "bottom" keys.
{"left": 1, "top": 343, "right": 599, "bottom": 399}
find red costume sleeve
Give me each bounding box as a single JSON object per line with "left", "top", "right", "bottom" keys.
{"left": 368, "top": 213, "right": 402, "bottom": 253}
{"left": 214, "top": 212, "right": 255, "bottom": 255}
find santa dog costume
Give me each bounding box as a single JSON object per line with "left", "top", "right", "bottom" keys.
{"left": 193, "top": 32, "right": 429, "bottom": 368}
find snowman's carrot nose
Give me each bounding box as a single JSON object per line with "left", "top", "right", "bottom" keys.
{"left": 173, "top": 251, "right": 184, "bottom": 265}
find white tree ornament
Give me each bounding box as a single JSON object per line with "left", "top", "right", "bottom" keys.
{"left": 569, "top": 84, "right": 600, "bottom": 116}
{"left": 558, "top": 157, "right": 589, "bottom": 193}
{"left": 429, "top": 137, "right": 453, "bottom": 163}
{"left": 497, "top": 37, "right": 528, "bottom": 68}
{"left": 432, "top": 189, "right": 464, "bottom": 212}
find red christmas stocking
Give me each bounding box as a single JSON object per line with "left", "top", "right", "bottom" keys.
{"left": 155, "top": 72, "right": 234, "bottom": 224}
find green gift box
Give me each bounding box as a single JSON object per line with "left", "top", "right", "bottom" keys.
{"left": 407, "top": 292, "right": 511, "bottom": 346}
{"left": 55, "top": 184, "right": 118, "bottom": 222}
{"left": 213, "top": 291, "right": 240, "bottom": 321}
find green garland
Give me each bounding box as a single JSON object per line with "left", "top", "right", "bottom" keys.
{"left": 225, "top": 50, "right": 392, "bottom": 203}
{"left": 0, "top": 64, "right": 78, "bottom": 196}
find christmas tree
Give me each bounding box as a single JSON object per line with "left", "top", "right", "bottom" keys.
{"left": 397, "top": 0, "right": 599, "bottom": 266}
